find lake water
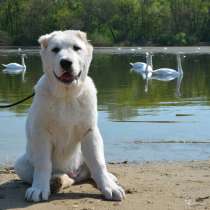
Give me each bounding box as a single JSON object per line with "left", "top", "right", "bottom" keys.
{"left": 0, "top": 47, "right": 210, "bottom": 164}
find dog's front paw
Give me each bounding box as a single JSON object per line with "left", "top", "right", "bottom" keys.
{"left": 25, "top": 186, "right": 50, "bottom": 202}
{"left": 100, "top": 175, "right": 125, "bottom": 201}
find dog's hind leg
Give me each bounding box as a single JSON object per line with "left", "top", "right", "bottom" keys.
{"left": 14, "top": 154, "right": 33, "bottom": 184}
{"left": 74, "top": 163, "right": 91, "bottom": 183}
{"left": 50, "top": 173, "right": 75, "bottom": 193}
{"left": 75, "top": 164, "right": 118, "bottom": 184}
{"left": 50, "top": 164, "right": 91, "bottom": 193}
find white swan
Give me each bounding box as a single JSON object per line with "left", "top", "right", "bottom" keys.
{"left": 2, "top": 54, "right": 26, "bottom": 72}
{"left": 130, "top": 52, "right": 153, "bottom": 78}
{"left": 151, "top": 54, "right": 183, "bottom": 81}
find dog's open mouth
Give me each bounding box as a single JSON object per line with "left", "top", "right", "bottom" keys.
{"left": 53, "top": 71, "right": 81, "bottom": 84}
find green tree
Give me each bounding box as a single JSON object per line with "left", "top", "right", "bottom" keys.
{"left": 0, "top": 0, "right": 209, "bottom": 46}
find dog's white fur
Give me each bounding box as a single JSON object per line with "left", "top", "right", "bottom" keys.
{"left": 14, "top": 30, "right": 125, "bottom": 202}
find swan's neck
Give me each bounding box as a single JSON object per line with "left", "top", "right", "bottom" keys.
{"left": 177, "top": 56, "right": 183, "bottom": 75}
{"left": 146, "top": 55, "right": 149, "bottom": 74}
{"left": 149, "top": 55, "right": 153, "bottom": 70}
{"left": 21, "top": 56, "right": 25, "bottom": 67}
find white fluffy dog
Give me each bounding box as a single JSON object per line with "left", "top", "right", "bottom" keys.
{"left": 14, "top": 30, "right": 125, "bottom": 202}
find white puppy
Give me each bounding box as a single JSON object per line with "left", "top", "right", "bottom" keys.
{"left": 14, "top": 30, "right": 125, "bottom": 202}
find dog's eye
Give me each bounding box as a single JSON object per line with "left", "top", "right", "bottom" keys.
{"left": 52, "top": 47, "right": 60, "bottom": 53}
{"left": 73, "top": 45, "right": 81, "bottom": 51}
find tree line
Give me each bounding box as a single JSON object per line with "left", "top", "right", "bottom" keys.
{"left": 0, "top": 0, "right": 209, "bottom": 46}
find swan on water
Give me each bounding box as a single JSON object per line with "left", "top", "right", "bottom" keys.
{"left": 130, "top": 52, "right": 153, "bottom": 78}
{"left": 144, "top": 54, "right": 184, "bottom": 95}
{"left": 2, "top": 54, "right": 26, "bottom": 72}
{"left": 151, "top": 54, "right": 183, "bottom": 81}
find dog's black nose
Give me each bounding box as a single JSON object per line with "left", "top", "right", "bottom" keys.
{"left": 60, "top": 59, "right": 72, "bottom": 71}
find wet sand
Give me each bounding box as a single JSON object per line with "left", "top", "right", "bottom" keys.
{"left": 0, "top": 161, "right": 210, "bottom": 210}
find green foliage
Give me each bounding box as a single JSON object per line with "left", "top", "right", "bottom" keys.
{"left": 89, "top": 29, "right": 114, "bottom": 46}
{"left": 174, "top": 32, "right": 187, "bottom": 45}
{"left": 0, "top": 30, "right": 12, "bottom": 45}
{"left": 0, "top": 0, "right": 209, "bottom": 46}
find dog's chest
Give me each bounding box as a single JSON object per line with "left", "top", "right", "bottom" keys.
{"left": 51, "top": 98, "right": 82, "bottom": 125}
{"left": 44, "top": 99, "right": 86, "bottom": 164}
{"left": 46, "top": 97, "right": 88, "bottom": 142}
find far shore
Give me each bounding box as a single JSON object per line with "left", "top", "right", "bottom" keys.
{"left": 0, "top": 46, "right": 210, "bottom": 55}
{"left": 0, "top": 160, "right": 210, "bottom": 210}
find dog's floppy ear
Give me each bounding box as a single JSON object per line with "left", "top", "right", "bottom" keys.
{"left": 38, "top": 31, "right": 60, "bottom": 48}
{"left": 77, "top": 31, "right": 87, "bottom": 41}
{"left": 38, "top": 34, "right": 51, "bottom": 49}
{"left": 76, "top": 31, "right": 93, "bottom": 53}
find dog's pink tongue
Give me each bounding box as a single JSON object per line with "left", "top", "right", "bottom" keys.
{"left": 60, "top": 72, "right": 74, "bottom": 82}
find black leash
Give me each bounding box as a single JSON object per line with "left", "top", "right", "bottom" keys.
{"left": 0, "top": 92, "right": 35, "bottom": 108}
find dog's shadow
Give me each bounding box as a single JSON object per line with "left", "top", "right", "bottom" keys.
{"left": 0, "top": 178, "right": 103, "bottom": 209}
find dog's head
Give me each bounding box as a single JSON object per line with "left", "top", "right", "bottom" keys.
{"left": 38, "top": 30, "right": 93, "bottom": 87}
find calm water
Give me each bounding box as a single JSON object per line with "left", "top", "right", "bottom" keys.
{"left": 0, "top": 47, "right": 210, "bottom": 164}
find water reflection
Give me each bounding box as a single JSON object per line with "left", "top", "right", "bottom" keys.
{"left": 130, "top": 52, "right": 153, "bottom": 79}
{"left": 175, "top": 74, "right": 183, "bottom": 97}
{"left": 2, "top": 53, "right": 26, "bottom": 70}
{"left": 144, "top": 73, "right": 183, "bottom": 97}
{"left": 0, "top": 49, "right": 210, "bottom": 162}
{"left": 150, "top": 54, "right": 183, "bottom": 81}
{"left": 0, "top": 52, "right": 210, "bottom": 116}
{"left": 132, "top": 53, "right": 184, "bottom": 96}
{"left": 1, "top": 52, "right": 27, "bottom": 85}
{"left": 0, "top": 54, "right": 42, "bottom": 113}
{"left": 2, "top": 69, "right": 26, "bottom": 82}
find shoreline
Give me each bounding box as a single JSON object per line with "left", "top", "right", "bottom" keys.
{"left": 1, "top": 160, "right": 210, "bottom": 210}
{"left": 1, "top": 46, "right": 210, "bottom": 55}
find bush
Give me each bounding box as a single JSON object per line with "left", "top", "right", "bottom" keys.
{"left": 173, "top": 32, "right": 187, "bottom": 45}
{"left": 187, "top": 35, "right": 198, "bottom": 45}
{"left": 89, "top": 30, "right": 114, "bottom": 46}
{"left": 0, "top": 30, "right": 12, "bottom": 45}
{"left": 157, "top": 34, "right": 174, "bottom": 46}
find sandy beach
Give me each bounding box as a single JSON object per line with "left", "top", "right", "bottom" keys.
{"left": 0, "top": 161, "right": 210, "bottom": 210}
